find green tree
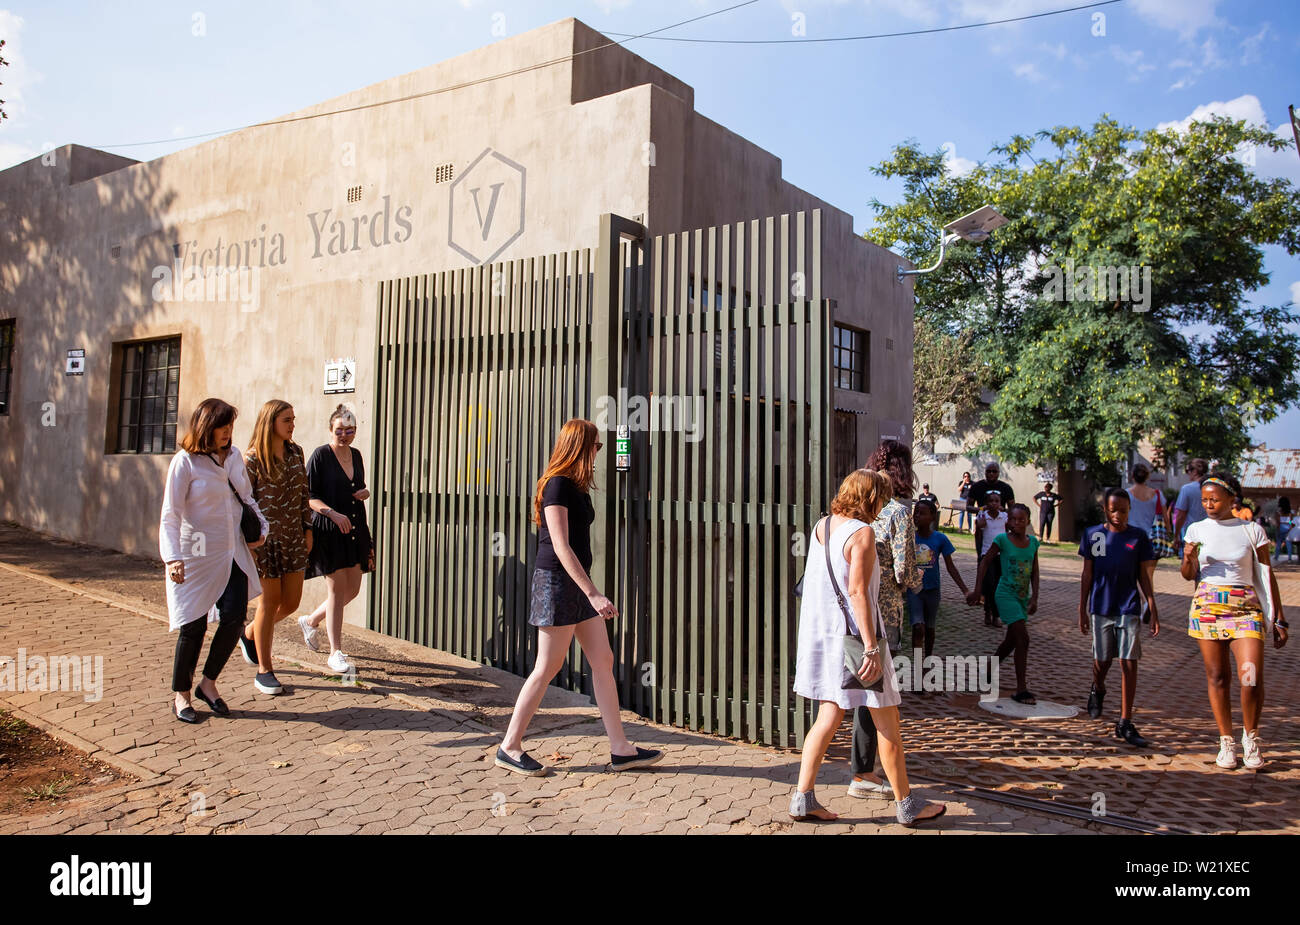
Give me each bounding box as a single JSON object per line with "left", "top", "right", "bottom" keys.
{"left": 868, "top": 116, "right": 1300, "bottom": 481}
{"left": 912, "top": 317, "right": 982, "bottom": 455}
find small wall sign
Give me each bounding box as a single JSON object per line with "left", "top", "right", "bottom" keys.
{"left": 324, "top": 357, "right": 356, "bottom": 394}
{"left": 65, "top": 349, "right": 85, "bottom": 376}
{"left": 615, "top": 424, "right": 630, "bottom": 472}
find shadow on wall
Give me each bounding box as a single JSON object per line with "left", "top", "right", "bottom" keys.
{"left": 0, "top": 145, "right": 181, "bottom": 560}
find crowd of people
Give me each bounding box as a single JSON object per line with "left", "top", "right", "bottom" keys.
{"left": 159, "top": 405, "right": 1290, "bottom": 827}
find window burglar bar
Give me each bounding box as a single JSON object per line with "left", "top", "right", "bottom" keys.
{"left": 116, "top": 337, "right": 181, "bottom": 454}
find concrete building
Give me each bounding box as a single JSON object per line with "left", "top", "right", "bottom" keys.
{"left": 0, "top": 19, "right": 914, "bottom": 626}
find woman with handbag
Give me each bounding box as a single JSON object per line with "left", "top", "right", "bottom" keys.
{"left": 1181, "top": 472, "right": 1288, "bottom": 769}
{"left": 160, "top": 398, "right": 268, "bottom": 723}
{"left": 300, "top": 404, "right": 374, "bottom": 676}
{"left": 791, "top": 468, "right": 946, "bottom": 826}
{"left": 1126, "top": 463, "right": 1167, "bottom": 620}
{"left": 237, "top": 400, "right": 314, "bottom": 695}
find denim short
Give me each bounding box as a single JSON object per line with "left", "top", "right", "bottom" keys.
{"left": 1092, "top": 612, "right": 1142, "bottom": 660}
{"left": 908, "top": 588, "right": 941, "bottom": 628}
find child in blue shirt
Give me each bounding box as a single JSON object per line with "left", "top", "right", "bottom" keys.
{"left": 1079, "top": 488, "right": 1159, "bottom": 748}
{"left": 910, "top": 500, "right": 971, "bottom": 658}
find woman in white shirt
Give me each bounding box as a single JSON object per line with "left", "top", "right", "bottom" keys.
{"left": 1181, "top": 473, "right": 1288, "bottom": 770}
{"left": 161, "top": 398, "right": 268, "bottom": 723}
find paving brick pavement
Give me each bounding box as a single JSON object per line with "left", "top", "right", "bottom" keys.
{"left": 0, "top": 525, "right": 1297, "bottom": 835}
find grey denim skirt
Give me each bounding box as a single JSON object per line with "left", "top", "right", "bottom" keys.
{"left": 528, "top": 567, "right": 599, "bottom": 627}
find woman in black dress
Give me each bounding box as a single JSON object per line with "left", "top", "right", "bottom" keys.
{"left": 301, "top": 404, "right": 373, "bottom": 676}
{"left": 496, "top": 419, "right": 662, "bottom": 776}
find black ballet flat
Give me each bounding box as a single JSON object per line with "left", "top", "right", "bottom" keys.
{"left": 174, "top": 704, "right": 198, "bottom": 724}
{"left": 193, "top": 686, "right": 230, "bottom": 716}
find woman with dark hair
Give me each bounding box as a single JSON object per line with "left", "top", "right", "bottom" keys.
{"left": 496, "top": 419, "right": 661, "bottom": 776}
{"left": 845, "top": 439, "right": 922, "bottom": 800}
{"left": 957, "top": 472, "right": 974, "bottom": 532}
{"left": 1182, "top": 471, "right": 1288, "bottom": 769}
{"left": 237, "top": 399, "right": 313, "bottom": 695}
{"left": 301, "top": 404, "right": 373, "bottom": 676}
{"left": 160, "top": 398, "right": 268, "bottom": 722}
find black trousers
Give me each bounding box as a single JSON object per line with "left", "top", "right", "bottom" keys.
{"left": 850, "top": 705, "right": 878, "bottom": 776}
{"left": 981, "top": 552, "right": 1003, "bottom": 621}
{"left": 171, "top": 562, "right": 248, "bottom": 692}
{"left": 1039, "top": 511, "right": 1056, "bottom": 541}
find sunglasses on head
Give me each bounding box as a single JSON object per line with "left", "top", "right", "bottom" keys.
{"left": 334, "top": 428, "right": 356, "bottom": 435}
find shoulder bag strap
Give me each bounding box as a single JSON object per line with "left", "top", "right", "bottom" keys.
{"left": 823, "top": 517, "right": 859, "bottom": 636}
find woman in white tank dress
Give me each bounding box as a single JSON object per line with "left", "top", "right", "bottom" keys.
{"left": 791, "top": 468, "right": 946, "bottom": 826}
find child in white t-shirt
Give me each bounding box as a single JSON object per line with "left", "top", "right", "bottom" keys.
{"left": 974, "top": 492, "right": 1009, "bottom": 627}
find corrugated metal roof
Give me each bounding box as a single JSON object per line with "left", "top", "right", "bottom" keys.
{"left": 1241, "top": 447, "right": 1300, "bottom": 489}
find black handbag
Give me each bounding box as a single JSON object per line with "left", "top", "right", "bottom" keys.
{"left": 207, "top": 454, "right": 261, "bottom": 544}
{"left": 820, "top": 516, "right": 886, "bottom": 693}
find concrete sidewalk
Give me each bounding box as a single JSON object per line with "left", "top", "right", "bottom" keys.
{"left": 1, "top": 523, "right": 1296, "bottom": 834}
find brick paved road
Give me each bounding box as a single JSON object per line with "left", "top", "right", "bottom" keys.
{"left": 1, "top": 526, "right": 1296, "bottom": 835}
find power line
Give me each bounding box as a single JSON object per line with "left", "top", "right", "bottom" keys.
{"left": 88, "top": 0, "right": 761, "bottom": 150}
{"left": 604, "top": 0, "right": 1124, "bottom": 44}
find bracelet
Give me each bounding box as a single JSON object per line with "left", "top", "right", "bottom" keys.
{"left": 863, "top": 645, "right": 880, "bottom": 657}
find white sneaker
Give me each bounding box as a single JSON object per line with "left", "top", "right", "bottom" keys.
{"left": 298, "top": 615, "right": 320, "bottom": 652}
{"left": 1216, "top": 735, "right": 1238, "bottom": 769}
{"left": 327, "top": 650, "right": 354, "bottom": 674}
{"left": 1242, "top": 730, "right": 1263, "bottom": 769}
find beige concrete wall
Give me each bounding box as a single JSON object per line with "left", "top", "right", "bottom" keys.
{"left": 0, "top": 17, "right": 912, "bottom": 627}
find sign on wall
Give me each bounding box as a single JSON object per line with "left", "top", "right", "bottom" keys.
{"left": 65, "top": 349, "right": 85, "bottom": 376}
{"left": 324, "top": 357, "right": 356, "bottom": 394}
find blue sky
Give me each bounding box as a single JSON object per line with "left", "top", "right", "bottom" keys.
{"left": 2, "top": 0, "right": 1297, "bottom": 444}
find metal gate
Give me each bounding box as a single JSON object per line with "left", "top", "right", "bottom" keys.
{"left": 370, "top": 210, "right": 832, "bottom": 746}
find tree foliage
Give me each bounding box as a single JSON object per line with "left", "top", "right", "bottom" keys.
{"left": 868, "top": 115, "right": 1300, "bottom": 480}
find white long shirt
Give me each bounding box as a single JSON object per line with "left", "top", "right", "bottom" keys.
{"left": 159, "top": 447, "right": 268, "bottom": 630}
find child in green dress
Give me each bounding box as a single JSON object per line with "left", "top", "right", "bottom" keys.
{"left": 968, "top": 503, "right": 1040, "bottom": 704}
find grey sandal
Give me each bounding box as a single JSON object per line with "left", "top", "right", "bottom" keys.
{"left": 789, "top": 789, "right": 831, "bottom": 820}
{"left": 896, "top": 792, "right": 947, "bottom": 827}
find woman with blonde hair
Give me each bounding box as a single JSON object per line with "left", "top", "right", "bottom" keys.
{"left": 160, "top": 398, "right": 267, "bottom": 722}
{"left": 496, "top": 419, "right": 661, "bottom": 776}
{"left": 791, "top": 467, "right": 946, "bottom": 825}
{"left": 236, "top": 399, "right": 313, "bottom": 695}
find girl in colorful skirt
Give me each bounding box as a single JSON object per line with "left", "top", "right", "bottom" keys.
{"left": 1182, "top": 473, "right": 1288, "bottom": 769}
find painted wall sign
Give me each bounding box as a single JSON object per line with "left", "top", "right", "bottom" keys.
{"left": 324, "top": 357, "right": 356, "bottom": 394}
{"left": 448, "top": 147, "right": 526, "bottom": 265}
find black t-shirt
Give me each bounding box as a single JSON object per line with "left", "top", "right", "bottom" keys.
{"left": 536, "top": 475, "right": 594, "bottom": 571}
{"left": 918, "top": 491, "right": 938, "bottom": 505}
{"left": 968, "top": 478, "right": 1015, "bottom": 509}
{"left": 307, "top": 445, "right": 368, "bottom": 534}
{"left": 1034, "top": 491, "right": 1061, "bottom": 517}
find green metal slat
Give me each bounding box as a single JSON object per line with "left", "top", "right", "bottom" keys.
{"left": 673, "top": 232, "right": 688, "bottom": 728}
{"left": 746, "top": 218, "right": 760, "bottom": 741}
{"left": 777, "top": 214, "right": 791, "bottom": 746}
{"left": 729, "top": 222, "right": 745, "bottom": 738}
{"left": 700, "top": 225, "right": 716, "bottom": 733}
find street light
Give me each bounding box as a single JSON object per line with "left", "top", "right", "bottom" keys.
{"left": 896, "top": 204, "right": 1009, "bottom": 283}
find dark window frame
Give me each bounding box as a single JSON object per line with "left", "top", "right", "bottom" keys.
{"left": 0, "top": 319, "right": 13, "bottom": 416}
{"left": 114, "top": 336, "right": 181, "bottom": 454}
{"left": 833, "top": 324, "right": 868, "bottom": 393}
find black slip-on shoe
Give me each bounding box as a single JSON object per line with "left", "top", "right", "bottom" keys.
{"left": 254, "top": 672, "right": 284, "bottom": 696}
{"left": 1116, "top": 719, "right": 1149, "bottom": 748}
{"left": 238, "top": 632, "right": 258, "bottom": 667}
{"left": 610, "top": 746, "right": 663, "bottom": 772}
{"left": 495, "top": 747, "right": 546, "bottom": 776}
{"left": 175, "top": 704, "right": 198, "bottom": 724}
{"left": 1087, "top": 686, "right": 1104, "bottom": 719}
{"left": 193, "top": 686, "right": 230, "bottom": 716}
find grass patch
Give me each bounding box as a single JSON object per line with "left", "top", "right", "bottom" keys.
{"left": 22, "top": 774, "right": 74, "bottom": 802}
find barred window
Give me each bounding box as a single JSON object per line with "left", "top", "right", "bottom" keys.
{"left": 116, "top": 337, "right": 181, "bottom": 453}
{"left": 833, "top": 324, "right": 868, "bottom": 393}
{"left": 0, "top": 320, "right": 14, "bottom": 415}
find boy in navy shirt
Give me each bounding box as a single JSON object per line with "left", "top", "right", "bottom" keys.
{"left": 910, "top": 500, "right": 971, "bottom": 658}
{"left": 1078, "top": 488, "right": 1159, "bottom": 746}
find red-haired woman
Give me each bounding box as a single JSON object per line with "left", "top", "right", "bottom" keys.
{"left": 160, "top": 398, "right": 268, "bottom": 722}
{"left": 496, "top": 419, "right": 662, "bottom": 776}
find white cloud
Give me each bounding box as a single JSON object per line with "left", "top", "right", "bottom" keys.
{"left": 1239, "top": 24, "right": 1269, "bottom": 66}
{"left": 1109, "top": 46, "right": 1156, "bottom": 80}
{"left": 1129, "top": 0, "right": 1222, "bottom": 41}
{"left": 941, "top": 141, "right": 978, "bottom": 177}
{"left": 1013, "top": 61, "right": 1043, "bottom": 82}
{"left": 1157, "top": 96, "right": 1300, "bottom": 185}
{"left": 1256, "top": 123, "right": 1300, "bottom": 185}
{"left": 1289, "top": 281, "right": 1300, "bottom": 305}
{"left": 1157, "top": 95, "right": 1268, "bottom": 134}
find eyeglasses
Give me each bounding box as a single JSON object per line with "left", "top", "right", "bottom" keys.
{"left": 334, "top": 428, "right": 356, "bottom": 436}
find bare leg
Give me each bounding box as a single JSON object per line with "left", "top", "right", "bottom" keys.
{"left": 1198, "top": 639, "right": 1234, "bottom": 737}
{"left": 573, "top": 618, "right": 635, "bottom": 756}
{"left": 1119, "top": 659, "right": 1138, "bottom": 720}
{"left": 794, "top": 701, "right": 844, "bottom": 820}
{"left": 1230, "top": 636, "right": 1265, "bottom": 733}
{"left": 324, "top": 566, "right": 362, "bottom": 653}
{"left": 501, "top": 625, "right": 577, "bottom": 758}
{"left": 252, "top": 577, "right": 281, "bottom": 673}
{"left": 872, "top": 704, "right": 944, "bottom": 821}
